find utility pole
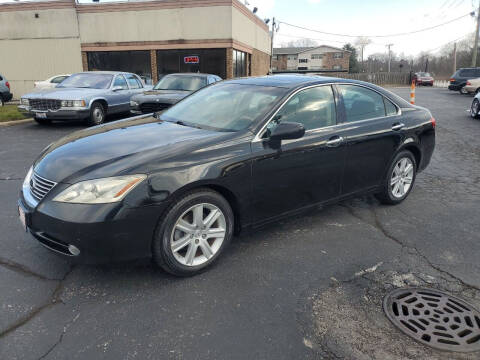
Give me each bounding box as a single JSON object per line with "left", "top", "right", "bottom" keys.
{"left": 453, "top": 42, "right": 457, "bottom": 74}
{"left": 386, "top": 43, "right": 393, "bottom": 73}
{"left": 269, "top": 17, "right": 276, "bottom": 74}
{"left": 472, "top": 0, "right": 480, "bottom": 67}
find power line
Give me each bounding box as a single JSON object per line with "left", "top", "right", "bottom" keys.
{"left": 278, "top": 12, "right": 473, "bottom": 38}
{"left": 424, "top": 33, "right": 472, "bottom": 53}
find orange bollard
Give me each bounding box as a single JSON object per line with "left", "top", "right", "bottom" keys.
{"left": 410, "top": 80, "right": 416, "bottom": 104}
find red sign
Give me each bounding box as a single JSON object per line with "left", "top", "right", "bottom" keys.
{"left": 184, "top": 56, "right": 199, "bottom": 64}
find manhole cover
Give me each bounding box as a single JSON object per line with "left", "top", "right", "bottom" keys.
{"left": 383, "top": 288, "right": 480, "bottom": 352}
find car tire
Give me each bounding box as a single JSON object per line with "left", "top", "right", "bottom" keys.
{"left": 34, "top": 117, "right": 52, "bottom": 125}
{"left": 87, "top": 102, "right": 105, "bottom": 126}
{"left": 376, "top": 150, "right": 417, "bottom": 205}
{"left": 0, "top": 96, "right": 4, "bottom": 107}
{"left": 471, "top": 99, "right": 480, "bottom": 119}
{"left": 460, "top": 87, "right": 468, "bottom": 95}
{"left": 152, "top": 188, "right": 234, "bottom": 277}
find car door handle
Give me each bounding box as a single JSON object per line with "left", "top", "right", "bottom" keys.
{"left": 392, "top": 123, "right": 405, "bottom": 131}
{"left": 326, "top": 136, "right": 344, "bottom": 147}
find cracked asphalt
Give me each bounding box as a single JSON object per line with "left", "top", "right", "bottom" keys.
{"left": 0, "top": 87, "right": 479, "bottom": 359}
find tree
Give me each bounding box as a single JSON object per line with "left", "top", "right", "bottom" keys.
{"left": 354, "top": 36, "right": 372, "bottom": 72}
{"left": 281, "top": 38, "right": 318, "bottom": 48}
{"left": 343, "top": 43, "right": 359, "bottom": 73}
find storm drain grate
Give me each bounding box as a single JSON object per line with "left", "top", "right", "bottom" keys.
{"left": 383, "top": 287, "right": 480, "bottom": 352}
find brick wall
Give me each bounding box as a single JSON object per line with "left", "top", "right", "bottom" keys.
{"left": 272, "top": 54, "right": 287, "bottom": 70}
{"left": 251, "top": 49, "right": 270, "bottom": 76}
{"left": 322, "top": 51, "right": 350, "bottom": 71}
{"left": 150, "top": 50, "right": 158, "bottom": 84}
{"left": 226, "top": 47, "right": 233, "bottom": 79}
{"left": 81, "top": 52, "right": 88, "bottom": 71}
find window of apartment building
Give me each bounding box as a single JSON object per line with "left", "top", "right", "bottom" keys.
{"left": 273, "top": 55, "right": 278, "bottom": 60}
{"left": 333, "top": 65, "right": 342, "bottom": 70}
{"left": 298, "top": 66, "right": 308, "bottom": 70}
{"left": 311, "top": 54, "right": 324, "bottom": 60}
{"left": 333, "top": 52, "right": 344, "bottom": 59}
{"left": 233, "top": 49, "right": 247, "bottom": 77}
{"left": 87, "top": 51, "right": 152, "bottom": 84}
{"left": 299, "top": 58, "right": 308, "bottom": 63}
{"left": 288, "top": 55, "right": 297, "bottom": 61}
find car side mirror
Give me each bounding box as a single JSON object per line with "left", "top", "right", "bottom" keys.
{"left": 269, "top": 122, "right": 305, "bottom": 141}
{"left": 112, "top": 86, "right": 123, "bottom": 92}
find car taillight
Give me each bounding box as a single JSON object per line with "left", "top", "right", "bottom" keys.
{"left": 450, "top": 78, "right": 455, "bottom": 82}
{"left": 5, "top": 81, "right": 10, "bottom": 90}
{"left": 430, "top": 117, "right": 436, "bottom": 128}
{"left": 467, "top": 81, "right": 472, "bottom": 85}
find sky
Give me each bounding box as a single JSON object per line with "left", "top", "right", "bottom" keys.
{"left": 1, "top": 0, "right": 477, "bottom": 58}
{"left": 245, "top": 0, "right": 478, "bottom": 57}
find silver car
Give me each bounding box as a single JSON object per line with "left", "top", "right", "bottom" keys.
{"left": 19, "top": 71, "right": 147, "bottom": 125}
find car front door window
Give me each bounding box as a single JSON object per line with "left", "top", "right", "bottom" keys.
{"left": 265, "top": 85, "right": 337, "bottom": 137}
{"left": 113, "top": 75, "right": 128, "bottom": 90}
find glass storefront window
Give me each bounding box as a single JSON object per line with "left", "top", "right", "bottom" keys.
{"left": 156, "top": 49, "right": 226, "bottom": 80}
{"left": 233, "top": 49, "right": 246, "bottom": 77}
{"left": 87, "top": 51, "right": 152, "bottom": 85}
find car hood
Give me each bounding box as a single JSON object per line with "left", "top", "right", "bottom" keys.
{"left": 24, "top": 87, "right": 106, "bottom": 100}
{"left": 132, "top": 90, "right": 191, "bottom": 104}
{"left": 33, "top": 116, "right": 239, "bottom": 183}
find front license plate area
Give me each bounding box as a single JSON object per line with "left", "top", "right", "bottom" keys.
{"left": 35, "top": 113, "right": 47, "bottom": 119}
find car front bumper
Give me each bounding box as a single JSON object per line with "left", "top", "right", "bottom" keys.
{"left": 18, "top": 191, "right": 169, "bottom": 264}
{"left": 18, "top": 105, "right": 90, "bottom": 120}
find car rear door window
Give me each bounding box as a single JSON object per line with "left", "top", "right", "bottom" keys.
{"left": 338, "top": 85, "right": 386, "bottom": 122}
{"left": 113, "top": 75, "right": 128, "bottom": 90}
{"left": 384, "top": 98, "right": 397, "bottom": 116}
{"left": 126, "top": 75, "right": 141, "bottom": 89}
{"left": 460, "top": 69, "right": 475, "bottom": 77}
{"left": 266, "top": 85, "right": 336, "bottom": 133}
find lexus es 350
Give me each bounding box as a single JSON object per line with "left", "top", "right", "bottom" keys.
{"left": 18, "top": 75, "right": 435, "bottom": 276}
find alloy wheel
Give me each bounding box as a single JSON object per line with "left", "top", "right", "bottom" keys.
{"left": 471, "top": 100, "right": 479, "bottom": 118}
{"left": 390, "top": 157, "right": 414, "bottom": 199}
{"left": 92, "top": 106, "right": 104, "bottom": 124}
{"left": 170, "top": 203, "right": 226, "bottom": 266}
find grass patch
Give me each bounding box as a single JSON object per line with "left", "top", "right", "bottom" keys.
{"left": 0, "top": 104, "right": 30, "bottom": 122}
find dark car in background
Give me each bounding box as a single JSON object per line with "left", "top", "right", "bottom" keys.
{"left": 413, "top": 72, "right": 433, "bottom": 86}
{"left": 0, "top": 73, "right": 13, "bottom": 106}
{"left": 449, "top": 67, "right": 480, "bottom": 93}
{"left": 18, "top": 75, "right": 435, "bottom": 276}
{"left": 130, "top": 73, "right": 221, "bottom": 114}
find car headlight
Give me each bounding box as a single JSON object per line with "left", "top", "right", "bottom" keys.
{"left": 53, "top": 175, "right": 146, "bottom": 204}
{"left": 22, "top": 166, "right": 33, "bottom": 193}
{"left": 130, "top": 100, "right": 138, "bottom": 107}
{"left": 61, "top": 100, "right": 86, "bottom": 107}
{"left": 21, "top": 98, "right": 30, "bottom": 106}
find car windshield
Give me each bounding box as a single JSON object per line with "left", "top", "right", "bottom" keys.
{"left": 160, "top": 83, "right": 286, "bottom": 132}
{"left": 57, "top": 73, "right": 113, "bottom": 89}
{"left": 154, "top": 75, "right": 207, "bottom": 91}
{"left": 417, "top": 72, "right": 431, "bottom": 77}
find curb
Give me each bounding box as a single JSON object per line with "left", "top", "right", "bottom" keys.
{"left": 0, "top": 118, "right": 34, "bottom": 127}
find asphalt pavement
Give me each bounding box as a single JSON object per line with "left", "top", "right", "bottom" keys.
{"left": 0, "top": 88, "right": 479, "bottom": 359}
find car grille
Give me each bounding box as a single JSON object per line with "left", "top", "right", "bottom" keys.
{"left": 30, "top": 172, "right": 57, "bottom": 201}
{"left": 29, "top": 99, "right": 62, "bottom": 111}
{"left": 140, "top": 102, "right": 171, "bottom": 113}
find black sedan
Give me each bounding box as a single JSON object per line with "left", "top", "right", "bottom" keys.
{"left": 18, "top": 75, "right": 435, "bottom": 276}
{"left": 130, "top": 73, "right": 222, "bottom": 114}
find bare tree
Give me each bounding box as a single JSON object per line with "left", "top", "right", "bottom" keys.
{"left": 281, "top": 38, "right": 318, "bottom": 48}
{"left": 355, "top": 36, "right": 372, "bottom": 72}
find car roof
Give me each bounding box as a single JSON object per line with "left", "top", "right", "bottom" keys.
{"left": 226, "top": 74, "right": 373, "bottom": 89}
{"left": 164, "top": 73, "right": 219, "bottom": 78}
{"left": 75, "top": 71, "right": 136, "bottom": 75}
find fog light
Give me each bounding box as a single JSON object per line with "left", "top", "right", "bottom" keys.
{"left": 68, "top": 244, "right": 80, "bottom": 256}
